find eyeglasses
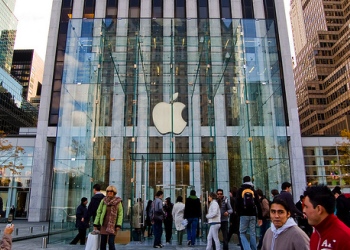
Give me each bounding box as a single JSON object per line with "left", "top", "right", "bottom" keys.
{"left": 106, "top": 190, "right": 114, "bottom": 193}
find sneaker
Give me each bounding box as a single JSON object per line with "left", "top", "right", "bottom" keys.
{"left": 159, "top": 244, "right": 164, "bottom": 247}
{"left": 153, "top": 245, "right": 161, "bottom": 248}
{"left": 187, "top": 240, "right": 191, "bottom": 246}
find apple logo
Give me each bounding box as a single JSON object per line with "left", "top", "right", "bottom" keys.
{"left": 152, "top": 92, "right": 187, "bottom": 134}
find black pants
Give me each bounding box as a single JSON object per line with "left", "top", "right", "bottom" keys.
{"left": 70, "top": 228, "right": 86, "bottom": 245}
{"left": 164, "top": 219, "right": 173, "bottom": 242}
{"left": 212, "top": 221, "right": 229, "bottom": 250}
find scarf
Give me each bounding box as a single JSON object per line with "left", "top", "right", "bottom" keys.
{"left": 103, "top": 196, "right": 121, "bottom": 234}
{"left": 270, "top": 217, "right": 296, "bottom": 250}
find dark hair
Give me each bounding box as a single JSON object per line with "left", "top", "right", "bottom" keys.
{"left": 176, "top": 196, "right": 183, "bottom": 202}
{"left": 81, "top": 197, "right": 88, "bottom": 204}
{"left": 256, "top": 189, "right": 263, "bottom": 197}
{"left": 271, "top": 198, "right": 290, "bottom": 213}
{"left": 93, "top": 184, "right": 101, "bottom": 191}
{"left": 190, "top": 190, "right": 196, "bottom": 196}
{"left": 165, "top": 197, "right": 171, "bottom": 202}
{"left": 146, "top": 200, "right": 153, "bottom": 210}
{"left": 303, "top": 185, "right": 335, "bottom": 214}
{"left": 271, "top": 189, "right": 279, "bottom": 196}
{"left": 332, "top": 186, "right": 341, "bottom": 195}
{"left": 216, "top": 188, "right": 223, "bottom": 194}
{"left": 230, "top": 187, "right": 238, "bottom": 197}
{"left": 243, "top": 176, "right": 251, "bottom": 182}
{"left": 281, "top": 182, "right": 291, "bottom": 190}
{"left": 156, "top": 190, "right": 163, "bottom": 197}
{"left": 300, "top": 195, "right": 304, "bottom": 200}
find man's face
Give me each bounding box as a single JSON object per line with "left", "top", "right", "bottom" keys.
{"left": 303, "top": 196, "right": 321, "bottom": 226}
{"left": 286, "top": 186, "right": 292, "bottom": 193}
{"left": 270, "top": 203, "right": 290, "bottom": 229}
{"left": 217, "top": 191, "right": 223, "bottom": 199}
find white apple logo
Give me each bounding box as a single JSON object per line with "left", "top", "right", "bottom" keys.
{"left": 152, "top": 93, "right": 187, "bottom": 134}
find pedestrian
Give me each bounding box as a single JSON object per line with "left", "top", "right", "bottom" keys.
{"left": 132, "top": 198, "right": 143, "bottom": 241}
{"left": 303, "top": 185, "right": 350, "bottom": 250}
{"left": 145, "top": 200, "right": 153, "bottom": 237}
{"left": 256, "top": 189, "right": 270, "bottom": 249}
{"left": 150, "top": 190, "right": 164, "bottom": 248}
{"left": 276, "top": 182, "right": 304, "bottom": 219}
{"left": 87, "top": 184, "right": 105, "bottom": 222}
{"left": 70, "top": 197, "right": 89, "bottom": 245}
{"left": 332, "top": 186, "right": 350, "bottom": 227}
{"left": 215, "top": 188, "right": 233, "bottom": 250}
{"left": 163, "top": 197, "right": 173, "bottom": 244}
{"left": 271, "top": 189, "right": 279, "bottom": 199}
{"left": 93, "top": 185, "right": 123, "bottom": 250}
{"left": 206, "top": 192, "right": 221, "bottom": 250}
{"left": 184, "top": 190, "right": 202, "bottom": 246}
{"left": 295, "top": 195, "right": 312, "bottom": 237}
{"left": 227, "top": 188, "right": 242, "bottom": 249}
{"left": 236, "top": 176, "right": 262, "bottom": 250}
{"left": 0, "top": 224, "right": 14, "bottom": 250}
{"left": 172, "top": 196, "right": 186, "bottom": 245}
{"left": 261, "top": 198, "right": 309, "bottom": 250}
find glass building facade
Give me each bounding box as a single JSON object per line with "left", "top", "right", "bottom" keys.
{"left": 30, "top": 0, "right": 305, "bottom": 243}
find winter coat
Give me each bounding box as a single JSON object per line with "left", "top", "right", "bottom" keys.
{"left": 236, "top": 183, "right": 262, "bottom": 219}
{"left": 262, "top": 225, "right": 309, "bottom": 250}
{"left": 184, "top": 195, "right": 201, "bottom": 219}
{"left": 172, "top": 202, "right": 186, "bottom": 231}
{"left": 0, "top": 233, "right": 11, "bottom": 250}
{"left": 310, "top": 214, "right": 350, "bottom": 250}
{"left": 88, "top": 193, "right": 105, "bottom": 220}
{"left": 132, "top": 202, "right": 143, "bottom": 229}
{"left": 75, "top": 203, "right": 89, "bottom": 229}
{"left": 206, "top": 199, "right": 221, "bottom": 224}
{"left": 219, "top": 196, "right": 233, "bottom": 222}
{"left": 93, "top": 198, "right": 123, "bottom": 228}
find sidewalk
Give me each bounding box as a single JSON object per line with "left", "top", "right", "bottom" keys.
{"left": 7, "top": 220, "right": 242, "bottom": 249}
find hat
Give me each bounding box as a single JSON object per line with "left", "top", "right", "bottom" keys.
{"left": 332, "top": 186, "right": 341, "bottom": 195}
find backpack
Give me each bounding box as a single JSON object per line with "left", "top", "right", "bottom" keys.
{"left": 242, "top": 188, "right": 256, "bottom": 209}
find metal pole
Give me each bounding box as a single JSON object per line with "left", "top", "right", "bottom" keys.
{"left": 42, "top": 237, "right": 47, "bottom": 248}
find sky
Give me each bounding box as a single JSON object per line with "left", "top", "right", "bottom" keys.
{"left": 14, "top": 0, "right": 53, "bottom": 61}
{"left": 12, "top": 0, "right": 293, "bottom": 62}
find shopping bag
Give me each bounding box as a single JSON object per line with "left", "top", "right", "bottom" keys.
{"left": 85, "top": 231, "right": 100, "bottom": 250}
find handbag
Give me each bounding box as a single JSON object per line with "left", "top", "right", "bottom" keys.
{"left": 181, "top": 218, "right": 188, "bottom": 227}
{"left": 85, "top": 231, "right": 100, "bottom": 250}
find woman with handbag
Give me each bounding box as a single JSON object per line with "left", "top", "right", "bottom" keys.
{"left": 172, "top": 196, "right": 186, "bottom": 245}
{"left": 93, "top": 186, "right": 123, "bottom": 250}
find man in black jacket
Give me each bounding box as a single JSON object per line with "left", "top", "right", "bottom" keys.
{"left": 277, "top": 182, "right": 304, "bottom": 219}
{"left": 87, "top": 184, "right": 105, "bottom": 222}
{"left": 332, "top": 186, "right": 350, "bottom": 227}
{"left": 184, "top": 190, "right": 201, "bottom": 246}
{"left": 236, "top": 176, "right": 262, "bottom": 250}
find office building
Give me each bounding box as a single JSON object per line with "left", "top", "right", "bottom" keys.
{"left": 30, "top": 1, "right": 305, "bottom": 241}
{"left": 0, "top": 0, "right": 17, "bottom": 73}
{"left": 11, "top": 49, "right": 44, "bottom": 103}
{"left": 291, "top": 0, "right": 350, "bottom": 136}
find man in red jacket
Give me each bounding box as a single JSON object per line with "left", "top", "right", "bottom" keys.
{"left": 303, "top": 185, "right": 350, "bottom": 250}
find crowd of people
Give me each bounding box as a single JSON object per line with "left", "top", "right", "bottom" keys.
{"left": 69, "top": 180, "right": 350, "bottom": 250}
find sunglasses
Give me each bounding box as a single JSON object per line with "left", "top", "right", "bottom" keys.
{"left": 106, "top": 190, "right": 114, "bottom": 193}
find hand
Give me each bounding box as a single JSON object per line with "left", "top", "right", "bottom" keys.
{"left": 4, "top": 224, "right": 14, "bottom": 235}
{"left": 257, "top": 219, "right": 262, "bottom": 227}
{"left": 224, "top": 211, "right": 229, "bottom": 217}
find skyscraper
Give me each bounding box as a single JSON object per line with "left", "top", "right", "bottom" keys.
{"left": 30, "top": 2, "right": 305, "bottom": 241}
{"left": 291, "top": 0, "right": 350, "bottom": 136}
{"left": 0, "top": 0, "right": 17, "bottom": 73}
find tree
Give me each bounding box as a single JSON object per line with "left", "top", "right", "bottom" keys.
{"left": 0, "top": 131, "right": 25, "bottom": 175}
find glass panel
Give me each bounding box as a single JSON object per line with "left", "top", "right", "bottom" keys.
{"left": 50, "top": 17, "right": 291, "bottom": 242}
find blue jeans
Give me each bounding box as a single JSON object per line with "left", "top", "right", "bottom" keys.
{"left": 186, "top": 217, "right": 198, "bottom": 245}
{"left": 153, "top": 220, "right": 163, "bottom": 246}
{"left": 239, "top": 216, "right": 257, "bottom": 250}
